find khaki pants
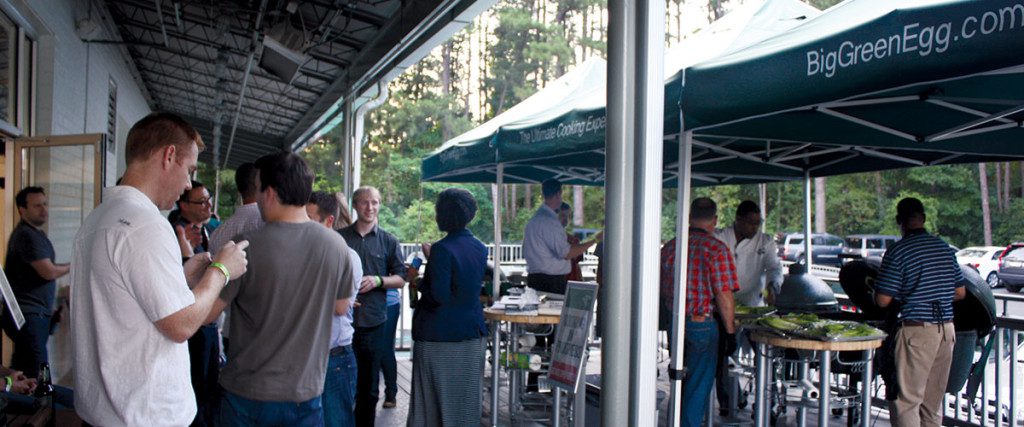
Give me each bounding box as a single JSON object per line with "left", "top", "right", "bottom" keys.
{"left": 890, "top": 322, "right": 955, "bottom": 427}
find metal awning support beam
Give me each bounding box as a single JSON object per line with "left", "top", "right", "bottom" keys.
{"left": 855, "top": 147, "right": 926, "bottom": 166}
{"left": 807, "top": 153, "right": 859, "bottom": 172}
{"left": 692, "top": 154, "right": 737, "bottom": 165}
{"left": 926, "top": 99, "right": 1016, "bottom": 124}
{"left": 499, "top": 171, "right": 541, "bottom": 183}
{"left": 817, "top": 107, "right": 920, "bottom": 142}
{"left": 928, "top": 153, "right": 963, "bottom": 166}
{"left": 532, "top": 165, "right": 602, "bottom": 183}
{"left": 930, "top": 122, "right": 1021, "bottom": 142}
{"left": 691, "top": 139, "right": 803, "bottom": 172}
{"left": 771, "top": 146, "right": 852, "bottom": 163}
{"left": 222, "top": 0, "right": 267, "bottom": 169}
{"left": 925, "top": 102, "right": 1024, "bottom": 142}
{"left": 819, "top": 95, "right": 919, "bottom": 109}
{"left": 770, "top": 143, "right": 812, "bottom": 161}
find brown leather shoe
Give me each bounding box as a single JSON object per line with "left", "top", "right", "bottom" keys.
{"left": 382, "top": 400, "right": 397, "bottom": 409}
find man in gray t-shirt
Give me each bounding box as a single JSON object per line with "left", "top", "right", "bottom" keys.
{"left": 205, "top": 153, "right": 354, "bottom": 424}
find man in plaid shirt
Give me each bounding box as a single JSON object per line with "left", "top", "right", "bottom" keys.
{"left": 659, "top": 197, "right": 739, "bottom": 427}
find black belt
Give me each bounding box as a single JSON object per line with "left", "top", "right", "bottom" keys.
{"left": 330, "top": 344, "right": 353, "bottom": 356}
{"left": 902, "top": 320, "right": 950, "bottom": 327}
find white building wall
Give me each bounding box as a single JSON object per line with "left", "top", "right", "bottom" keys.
{"left": 16, "top": 0, "right": 151, "bottom": 179}
{"left": 5, "top": 0, "right": 153, "bottom": 385}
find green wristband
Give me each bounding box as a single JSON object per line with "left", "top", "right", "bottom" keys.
{"left": 4, "top": 376, "right": 11, "bottom": 393}
{"left": 376, "top": 275, "right": 383, "bottom": 288}
{"left": 210, "top": 262, "right": 230, "bottom": 286}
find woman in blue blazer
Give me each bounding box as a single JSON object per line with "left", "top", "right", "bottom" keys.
{"left": 407, "top": 188, "right": 488, "bottom": 426}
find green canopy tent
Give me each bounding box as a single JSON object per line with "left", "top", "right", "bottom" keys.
{"left": 421, "top": 0, "right": 822, "bottom": 186}
{"left": 676, "top": 0, "right": 1024, "bottom": 184}
{"left": 668, "top": 1, "right": 1024, "bottom": 425}
{"left": 420, "top": 56, "right": 607, "bottom": 184}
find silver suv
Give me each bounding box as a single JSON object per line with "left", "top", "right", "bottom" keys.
{"left": 777, "top": 233, "right": 845, "bottom": 267}
{"left": 843, "top": 234, "right": 899, "bottom": 261}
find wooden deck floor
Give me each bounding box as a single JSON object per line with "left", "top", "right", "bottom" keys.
{"left": 372, "top": 343, "right": 894, "bottom": 427}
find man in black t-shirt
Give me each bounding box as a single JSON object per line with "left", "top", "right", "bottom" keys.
{"left": 4, "top": 187, "right": 69, "bottom": 378}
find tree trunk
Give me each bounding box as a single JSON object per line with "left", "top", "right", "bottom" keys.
{"left": 874, "top": 172, "right": 886, "bottom": 223}
{"left": 1004, "top": 162, "right": 1011, "bottom": 209}
{"left": 980, "top": 163, "right": 993, "bottom": 246}
{"left": 776, "top": 183, "right": 783, "bottom": 232}
{"left": 758, "top": 183, "right": 767, "bottom": 233}
{"left": 995, "top": 162, "right": 1003, "bottom": 212}
{"left": 440, "top": 42, "right": 453, "bottom": 141}
{"left": 509, "top": 184, "right": 518, "bottom": 220}
{"left": 524, "top": 184, "right": 533, "bottom": 212}
{"left": 814, "top": 177, "right": 827, "bottom": 233}
{"left": 573, "top": 185, "right": 584, "bottom": 226}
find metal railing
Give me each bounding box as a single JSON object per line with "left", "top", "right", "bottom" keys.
{"left": 401, "top": 242, "right": 599, "bottom": 270}
{"left": 400, "top": 243, "right": 525, "bottom": 263}
{"left": 942, "top": 292, "right": 1024, "bottom": 427}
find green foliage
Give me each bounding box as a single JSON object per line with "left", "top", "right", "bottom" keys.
{"left": 289, "top": 0, "right": 1009, "bottom": 253}
{"left": 196, "top": 167, "right": 239, "bottom": 220}
{"left": 393, "top": 199, "right": 444, "bottom": 244}
{"left": 485, "top": 2, "right": 574, "bottom": 116}
{"left": 300, "top": 134, "right": 344, "bottom": 194}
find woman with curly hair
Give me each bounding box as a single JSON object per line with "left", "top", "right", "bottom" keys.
{"left": 407, "top": 188, "right": 488, "bottom": 426}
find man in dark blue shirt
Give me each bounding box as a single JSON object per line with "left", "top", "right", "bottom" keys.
{"left": 4, "top": 187, "right": 69, "bottom": 378}
{"left": 874, "top": 197, "right": 965, "bottom": 427}
{"left": 339, "top": 186, "right": 406, "bottom": 426}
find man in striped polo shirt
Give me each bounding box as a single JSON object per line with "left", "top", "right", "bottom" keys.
{"left": 874, "top": 197, "right": 965, "bottom": 427}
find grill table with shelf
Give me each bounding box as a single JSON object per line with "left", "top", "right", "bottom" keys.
{"left": 750, "top": 331, "right": 883, "bottom": 427}
{"left": 484, "top": 306, "right": 562, "bottom": 425}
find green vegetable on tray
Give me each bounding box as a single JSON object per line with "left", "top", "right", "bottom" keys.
{"left": 757, "top": 316, "right": 802, "bottom": 332}
{"left": 753, "top": 314, "right": 884, "bottom": 340}
{"left": 804, "top": 321, "right": 884, "bottom": 339}
{"left": 735, "top": 305, "right": 776, "bottom": 316}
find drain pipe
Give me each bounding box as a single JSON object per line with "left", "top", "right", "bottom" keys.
{"left": 351, "top": 83, "right": 389, "bottom": 192}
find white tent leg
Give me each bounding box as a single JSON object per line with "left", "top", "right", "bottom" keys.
{"left": 489, "top": 164, "right": 503, "bottom": 426}
{"left": 667, "top": 130, "right": 693, "bottom": 427}
{"left": 803, "top": 171, "right": 813, "bottom": 271}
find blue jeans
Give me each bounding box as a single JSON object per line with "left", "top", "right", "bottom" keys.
{"left": 382, "top": 303, "right": 400, "bottom": 401}
{"left": 219, "top": 390, "right": 323, "bottom": 427}
{"left": 3, "top": 384, "right": 74, "bottom": 414}
{"left": 323, "top": 345, "right": 357, "bottom": 427}
{"left": 681, "top": 319, "right": 719, "bottom": 427}
{"left": 7, "top": 313, "right": 50, "bottom": 378}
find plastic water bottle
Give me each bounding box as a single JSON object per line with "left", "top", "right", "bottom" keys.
{"left": 499, "top": 351, "right": 542, "bottom": 370}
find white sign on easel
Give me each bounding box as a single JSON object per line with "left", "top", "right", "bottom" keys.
{"left": 0, "top": 269, "right": 25, "bottom": 330}
{"left": 549, "top": 281, "right": 597, "bottom": 392}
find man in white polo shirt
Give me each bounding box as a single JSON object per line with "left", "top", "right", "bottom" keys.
{"left": 523, "top": 179, "right": 598, "bottom": 294}
{"left": 71, "top": 112, "right": 249, "bottom": 426}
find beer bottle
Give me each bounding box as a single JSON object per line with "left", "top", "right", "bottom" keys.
{"left": 35, "top": 362, "right": 54, "bottom": 426}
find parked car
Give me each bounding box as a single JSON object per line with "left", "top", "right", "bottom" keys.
{"left": 956, "top": 246, "right": 1006, "bottom": 288}
{"left": 777, "top": 233, "right": 845, "bottom": 267}
{"left": 996, "top": 242, "right": 1024, "bottom": 293}
{"left": 842, "top": 234, "right": 900, "bottom": 261}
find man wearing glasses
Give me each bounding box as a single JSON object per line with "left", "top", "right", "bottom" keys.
{"left": 173, "top": 181, "right": 214, "bottom": 255}
{"left": 713, "top": 200, "right": 783, "bottom": 417}
{"left": 170, "top": 180, "right": 219, "bottom": 426}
